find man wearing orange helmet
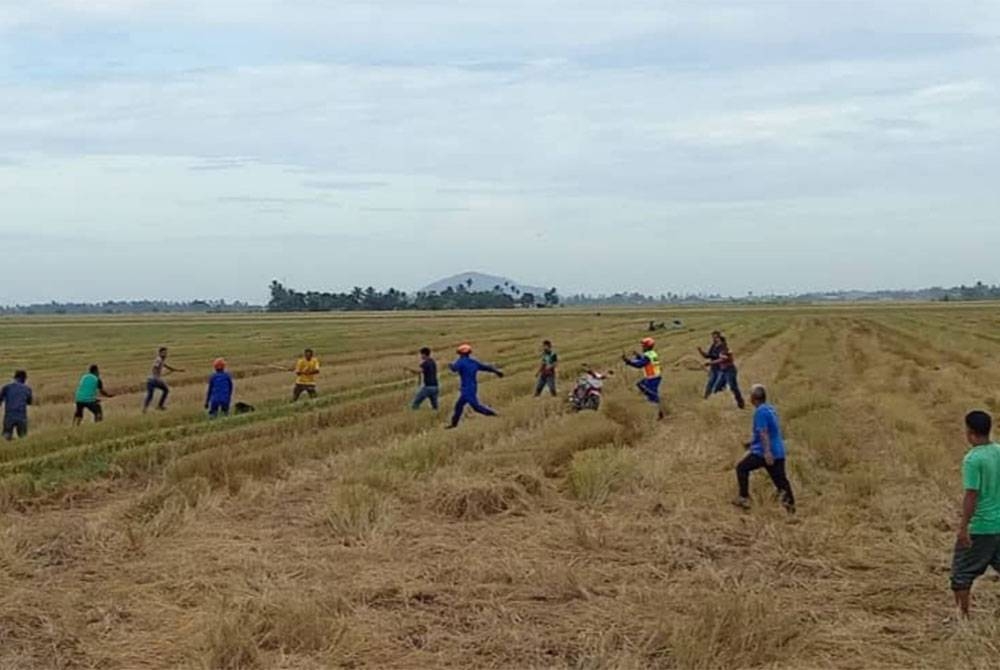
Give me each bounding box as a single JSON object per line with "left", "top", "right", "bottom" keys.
{"left": 447, "top": 343, "right": 504, "bottom": 428}
{"left": 622, "top": 337, "right": 665, "bottom": 420}
{"left": 205, "top": 358, "right": 234, "bottom": 418}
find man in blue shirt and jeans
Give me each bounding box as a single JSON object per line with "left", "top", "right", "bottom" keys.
{"left": 408, "top": 347, "right": 439, "bottom": 410}
{"left": 733, "top": 384, "right": 795, "bottom": 513}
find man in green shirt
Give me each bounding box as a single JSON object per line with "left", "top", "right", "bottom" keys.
{"left": 951, "top": 410, "right": 1000, "bottom": 617}
{"left": 534, "top": 340, "right": 559, "bottom": 397}
{"left": 73, "top": 364, "right": 115, "bottom": 425}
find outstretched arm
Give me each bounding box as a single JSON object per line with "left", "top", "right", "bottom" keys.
{"left": 98, "top": 379, "right": 114, "bottom": 398}
{"left": 622, "top": 354, "right": 647, "bottom": 369}
{"left": 477, "top": 362, "right": 503, "bottom": 377}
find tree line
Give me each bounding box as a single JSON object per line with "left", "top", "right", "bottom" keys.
{"left": 0, "top": 300, "right": 259, "bottom": 316}
{"left": 266, "top": 280, "right": 560, "bottom": 312}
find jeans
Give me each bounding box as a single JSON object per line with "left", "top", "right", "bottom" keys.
{"left": 144, "top": 378, "right": 169, "bottom": 409}
{"left": 705, "top": 367, "right": 723, "bottom": 398}
{"left": 450, "top": 394, "right": 497, "bottom": 427}
{"left": 712, "top": 367, "right": 745, "bottom": 408}
{"left": 534, "top": 374, "right": 557, "bottom": 397}
{"left": 412, "top": 385, "right": 439, "bottom": 410}
{"left": 736, "top": 453, "right": 795, "bottom": 505}
{"left": 637, "top": 377, "right": 661, "bottom": 404}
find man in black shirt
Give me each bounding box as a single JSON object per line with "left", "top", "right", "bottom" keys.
{"left": 408, "top": 347, "right": 439, "bottom": 410}
{"left": 698, "top": 331, "right": 725, "bottom": 399}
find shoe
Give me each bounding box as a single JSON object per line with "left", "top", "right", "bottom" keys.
{"left": 445, "top": 425, "right": 457, "bottom": 430}
{"left": 731, "top": 497, "right": 751, "bottom": 510}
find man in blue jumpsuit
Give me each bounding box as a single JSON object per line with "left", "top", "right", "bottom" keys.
{"left": 205, "top": 358, "right": 234, "bottom": 418}
{"left": 447, "top": 343, "right": 504, "bottom": 428}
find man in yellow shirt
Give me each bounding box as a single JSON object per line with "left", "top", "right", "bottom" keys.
{"left": 292, "top": 348, "right": 320, "bottom": 402}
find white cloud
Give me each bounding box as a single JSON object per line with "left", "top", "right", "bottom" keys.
{"left": 1, "top": 1, "right": 999, "bottom": 301}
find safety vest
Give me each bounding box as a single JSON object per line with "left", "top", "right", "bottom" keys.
{"left": 643, "top": 350, "right": 661, "bottom": 378}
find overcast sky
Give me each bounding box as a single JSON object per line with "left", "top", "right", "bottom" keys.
{"left": 2, "top": 1, "right": 998, "bottom": 303}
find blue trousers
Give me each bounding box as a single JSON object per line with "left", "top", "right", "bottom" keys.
{"left": 412, "top": 385, "right": 440, "bottom": 410}
{"left": 534, "top": 374, "right": 557, "bottom": 397}
{"left": 144, "top": 378, "right": 169, "bottom": 409}
{"left": 450, "top": 394, "right": 497, "bottom": 427}
{"left": 705, "top": 367, "right": 724, "bottom": 397}
{"left": 636, "top": 377, "right": 662, "bottom": 404}
{"left": 710, "top": 367, "right": 745, "bottom": 408}
{"left": 208, "top": 400, "right": 230, "bottom": 417}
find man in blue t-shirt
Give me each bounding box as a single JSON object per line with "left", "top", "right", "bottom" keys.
{"left": 446, "top": 343, "right": 504, "bottom": 428}
{"left": 733, "top": 384, "right": 795, "bottom": 513}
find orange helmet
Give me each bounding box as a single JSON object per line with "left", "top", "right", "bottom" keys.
{"left": 213, "top": 358, "right": 226, "bottom": 371}
{"left": 641, "top": 337, "right": 655, "bottom": 350}
{"left": 456, "top": 343, "right": 473, "bottom": 355}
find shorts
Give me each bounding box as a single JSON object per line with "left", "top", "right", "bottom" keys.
{"left": 951, "top": 534, "right": 1000, "bottom": 591}
{"left": 74, "top": 401, "right": 103, "bottom": 420}
{"left": 2, "top": 418, "right": 27, "bottom": 439}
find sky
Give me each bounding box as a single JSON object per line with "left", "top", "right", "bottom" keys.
{"left": 1, "top": 0, "right": 998, "bottom": 303}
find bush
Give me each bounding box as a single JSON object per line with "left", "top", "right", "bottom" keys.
{"left": 325, "top": 484, "right": 392, "bottom": 542}
{"left": 566, "top": 447, "right": 637, "bottom": 505}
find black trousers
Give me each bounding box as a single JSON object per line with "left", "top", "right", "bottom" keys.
{"left": 736, "top": 453, "right": 795, "bottom": 505}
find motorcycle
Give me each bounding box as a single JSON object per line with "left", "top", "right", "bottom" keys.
{"left": 570, "top": 368, "right": 608, "bottom": 411}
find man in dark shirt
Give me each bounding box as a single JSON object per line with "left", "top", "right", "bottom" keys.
{"left": 698, "top": 331, "right": 725, "bottom": 399}
{"left": 0, "top": 370, "right": 33, "bottom": 440}
{"left": 408, "top": 347, "right": 439, "bottom": 410}
{"left": 709, "top": 336, "right": 745, "bottom": 409}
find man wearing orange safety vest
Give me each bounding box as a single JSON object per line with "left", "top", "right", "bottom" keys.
{"left": 622, "top": 337, "right": 665, "bottom": 420}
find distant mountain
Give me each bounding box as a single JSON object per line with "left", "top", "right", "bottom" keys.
{"left": 421, "top": 272, "right": 548, "bottom": 297}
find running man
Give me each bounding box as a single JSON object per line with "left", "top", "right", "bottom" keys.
{"left": 292, "top": 348, "right": 320, "bottom": 402}
{"left": 408, "top": 347, "right": 439, "bottom": 410}
{"left": 205, "top": 358, "right": 234, "bottom": 418}
{"left": 143, "top": 347, "right": 183, "bottom": 412}
{"left": 447, "top": 343, "right": 504, "bottom": 429}
{"left": 534, "top": 340, "right": 559, "bottom": 397}
{"left": 951, "top": 410, "right": 1000, "bottom": 618}
{"left": 622, "top": 337, "right": 664, "bottom": 420}
{"left": 706, "top": 335, "right": 745, "bottom": 409}
{"left": 733, "top": 384, "right": 795, "bottom": 513}
{"left": 698, "top": 331, "right": 725, "bottom": 399}
{"left": 0, "top": 370, "right": 32, "bottom": 440}
{"left": 74, "top": 365, "right": 114, "bottom": 425}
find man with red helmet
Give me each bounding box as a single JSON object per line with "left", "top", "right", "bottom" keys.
{"left": 622, "top": 337, "right": 664, "bottom": 420}
{"left": 447, "top": 343, "right": 504, "bottom": 428}
{"left": 205, "top": 358, "right": 234, "bottom": 418}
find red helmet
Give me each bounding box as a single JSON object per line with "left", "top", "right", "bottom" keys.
{"left": 641, "top": 337, "right": 655, "bottom": 350}
{"left": 213, "top": 358, "right": 226, "bottom": 371}
{"left": 456, "top": 343, "right": 473, "bottom": 355}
